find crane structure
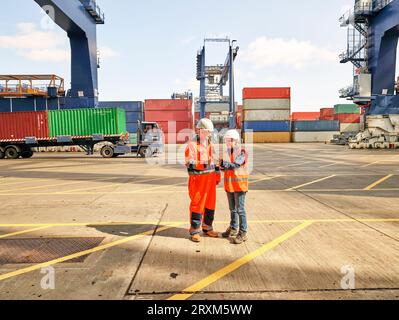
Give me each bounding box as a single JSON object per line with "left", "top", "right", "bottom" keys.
{"left": 196, "top": 38, "right": 239, "bottom": 129}
{"left": 0, "top": 0, "right": 104, "bottom": 111}
{"left": 340, "top": 0, "right": 399, "bottom": 148}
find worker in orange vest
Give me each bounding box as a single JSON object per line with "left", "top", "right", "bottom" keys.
{"left": 220, "top": 129, "right": 249, "bottom": 244}
{"left": 185, "top": 118, "right": 221, "bottom": 243}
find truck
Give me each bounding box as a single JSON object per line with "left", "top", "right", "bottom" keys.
{"left": 0, "top": 109, "right": 163, "bottom": 159}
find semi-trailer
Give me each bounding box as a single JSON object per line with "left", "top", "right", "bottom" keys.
{"left": 0, "top": 109, "right": 163, "bottom": 159}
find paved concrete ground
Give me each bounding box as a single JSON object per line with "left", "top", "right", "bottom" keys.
{"left": 0, "top": 143, "right": 398, "bottom": 300}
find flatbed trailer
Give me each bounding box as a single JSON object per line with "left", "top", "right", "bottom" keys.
{"left": 0, "top": 134, "right": 163, "bottom": 159}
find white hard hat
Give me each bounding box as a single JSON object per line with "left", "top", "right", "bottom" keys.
{"left": 196, "top": 118, "right": 214, "bottom": 132}
{"left": 224, "top": 129, "right": 240, "bottom": 141}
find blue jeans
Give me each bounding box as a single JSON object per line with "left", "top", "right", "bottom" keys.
{"left": 226, "top": 192, "right": 247, "bottom": 233}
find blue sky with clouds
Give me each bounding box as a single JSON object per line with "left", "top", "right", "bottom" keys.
{"left": 0, "top": 0, "right": 377, "bottom": 111}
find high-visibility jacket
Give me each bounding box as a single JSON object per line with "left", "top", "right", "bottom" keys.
{"left": 185, "top": 136, "right": 218, "bottom": 175}
{"left": 223, "top": 147, "right": 249, "bottom": 193}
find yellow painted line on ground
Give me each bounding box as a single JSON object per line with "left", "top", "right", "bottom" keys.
{"left": 364, "top": 174, "right": 394, "bottom": 191}
{"left": 0, "top": 223, "right": 181, "bottom": 282}
{"left": 0, "top": 218, "right": 398, "bottom": 228}
{"left": 0, "top": 225, "right": 52, "bottom": 239}
{"left": 0, "top": 178, "right": 50, "bottom": 188}
{"left": 56, "top": 176, "right": 173, "bottom": 194}
{"left": 285, "top": 175, "right": 337, "bottom": 191}
{"left": 168, "top": 221, "right": 314, "bottom": 300}
{"left": 0, "top": 176, "right": 121, "bottom": 193}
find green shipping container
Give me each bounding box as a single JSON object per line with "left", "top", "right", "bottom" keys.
{"left": 334, "top": 104, "right": 360, "bottom": 114}
{"left": 48, "top": 108, "right": 127, "bottom": 137}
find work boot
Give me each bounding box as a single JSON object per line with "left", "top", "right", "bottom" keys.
{"left": 232, "top": 232, "right": 248, "bottom": 245}
{"left": 222, "top": 227, "right": 238, "bottom": 238}
{"left": 190, "top": 234, "right": 201, "bottom": 243}
{"left": 203, "top": 230, "right": 219, "bottom": 238}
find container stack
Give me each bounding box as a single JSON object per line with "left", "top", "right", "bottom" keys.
{"left": 242, "top": 87, "right": 291, "bottom": 143}
{"left": 99, "top": 101, "right": 143, "bottom": 144}
{"left": 292, "top": 120, "right": 340, "bottom": 142}
{"left": 194, "top": 101, "right": 232, "bottom": 130}
{"left": 333, "top": 104, "right": 361, "bottom": 133}
{"left": 144, "top": 99, "right": 193, "bottom": 144}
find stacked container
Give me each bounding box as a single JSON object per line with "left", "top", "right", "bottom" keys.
{"left": 144, "top": 99, "right": 193, "bottom": 144}
{"left": 333, "top": 104, "right": 361, "bottom": 133}
{"left": 292, "top": 120, "right": 340, "bottom": 142}
{"left": 242, "top": 87, "right": 291, "bottom": 143}
{"left": 291, "top": 112, "right": 320, "bottom": 121}
{"left": 99, "top": 101, "right": 143, "bottom": 144}
{"left": 320, "top": 108, "right": 334, "bottom": 121}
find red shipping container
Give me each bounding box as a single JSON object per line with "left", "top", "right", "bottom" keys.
{"left": 156, "top": 121, "right": 193, "bottom": 134}
{"left": 291, "top": 112, "right": 320, "bottom": 121}
{"left": 334, "top": 113, "right": 360, "bottom": 123}
{"left": 320, "top": 108, "right": 334, "bottom": 119}
{"left": 0, "top": 111, "right": 49, "bottom": 140}
{"left": 243, "top": 87, "right": 291, "bottom": 100}
{"left": 163, "top": 134, "right": 192, "bottom": 144}
{"left": 145, "top": 99, "right": 192, "bottom": 111}
{"left": 145, "top": 110, "right": 192, "bottom": 122}
{"left": 194, "top": 112, "right": 212, "bottom": 121}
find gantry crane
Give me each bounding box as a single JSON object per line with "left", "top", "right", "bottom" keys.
{"left": 340, "top": 0, "right": 399, "bottom": 148}
{"left": 196, "top": 38, "right": 239, "bottom": 129}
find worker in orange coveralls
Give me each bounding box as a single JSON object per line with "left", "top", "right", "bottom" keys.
{"left": 185, "top": 118, "right": 221, "bottom": 243}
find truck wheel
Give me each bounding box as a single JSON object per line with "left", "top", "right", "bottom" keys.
{"left": 101, "top": 145, "right": 115, "bottom": 158}
{"left": 21, "top": 150, "right": 34, "bottom": 158}
{"left": 5, "top": 146, "right": 20, "bottom": 159}
{"left": 0, "top": 148, "right": 4, "bottom": 160}
{"left": 139, "top": 147, "right": 151, "bottom": 158}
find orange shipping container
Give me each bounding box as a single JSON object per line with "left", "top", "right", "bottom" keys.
{"left": 291, "top": 112, "right": 320, "bottom": 121}
{"left": 243, "top": 87, "right": 291, "bottom": 100}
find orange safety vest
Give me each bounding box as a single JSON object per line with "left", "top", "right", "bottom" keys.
{"left": 223, "top": 147, "right": 249, "bottom": 193}
{"left": 185, "top": 137, "right": 216, "bottom": 174}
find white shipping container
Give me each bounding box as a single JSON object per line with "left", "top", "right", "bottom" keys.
{"left": 292, "top": 131, "right": 340, "bottom": 143}
{"left": 243, "top": 99, "right": 291, "bottom": 110}
{"left": 195, "top": 103, "right": 236, "bottom": 113}
{"left": 243, "top": 110, "right": 290, "bottom": 121}
{"left": 340, "top": 123, "right": 361, "bottom": 133}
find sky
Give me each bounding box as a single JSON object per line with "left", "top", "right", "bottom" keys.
{"left": 0, "top": 0, "right": 387, "bottom": 111}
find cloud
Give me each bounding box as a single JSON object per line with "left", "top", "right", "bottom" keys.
{"left": 0, "top": 22, "right": 68, "bottom": 61}
{"left": 241, "top": 37, "right": 337, "bottom": 70}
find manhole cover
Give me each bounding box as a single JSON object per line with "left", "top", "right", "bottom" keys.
{"left": 0, "top": 237, "right": 105, "bottom": 264}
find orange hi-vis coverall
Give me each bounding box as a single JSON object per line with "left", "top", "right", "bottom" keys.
{"left": 185, "top": 136, "right": 221, "bottom": 235}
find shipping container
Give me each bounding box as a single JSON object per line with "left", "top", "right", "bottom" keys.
{"left": 243, "top": 132, "right": 291, "bottom": 143}
{"left": 162, "top": 134, "right": 192, "bottom": 145}
{"left": 145, "top": 99, "right": 192, "bottom": 111}
{"left": 0, "top": 111, "right": 49, "bottom": 140}
{"left": 126, "top": 122, "right": 138, "bottom": 133}
{"left": 320, "top": 108, "right": 334, "bottom": 120}
{"left": 156, "top": 121, "right": 193, "bottom": 134}
{"left": 243, "top": 99, "right": 291, "bottom": 110}
{"left": 334, "top": 104, "right": 360, "bottom": 114}
{"left": 98, "top": 101, "right": 143, "bottom": 112}
{"left": 243, "top": 87, "right": 291, "bottom": 100}
{"left": 244, "top": 110, "right": 290, "bottom": 121}
{"left": 292, "top": 120, "right": 340, "bottom": 132}
{"left": 291, "top": 112, "right": 320, "bottom": 121}
{"left": 340, "top": 123, "right": 361, "bottom": 133}
{"left": 48, "top": 108, "right": 127, "bottom": 137}
{"left": 144, "top": 110, "right": 192, "bottom": 122}
{"left": 334, "top": 113, "right": 361, "bottom": 123}
{"left": 243, "top": 121, "right": 291, "bottom": 132}
{"left": 292, "top": 131, "right": 339, "bottom": 143}
{"left": 126, "top": 111, "right": 143, "bottom": 123}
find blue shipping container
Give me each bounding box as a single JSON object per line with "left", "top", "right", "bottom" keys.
{"left": 292, "top": 120, "right": 340, "bottom": 132}
{"left": 243, "top": 121, "right": 291, "bottom": 132}
{"left": 126, "top": 111, "right": 142, "bottom": 123}
{"left": 98, "top": 101, "right": 143, "bottom": 112}
{"left": 126, "top": 122, "right": 138, "bottom": 133}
